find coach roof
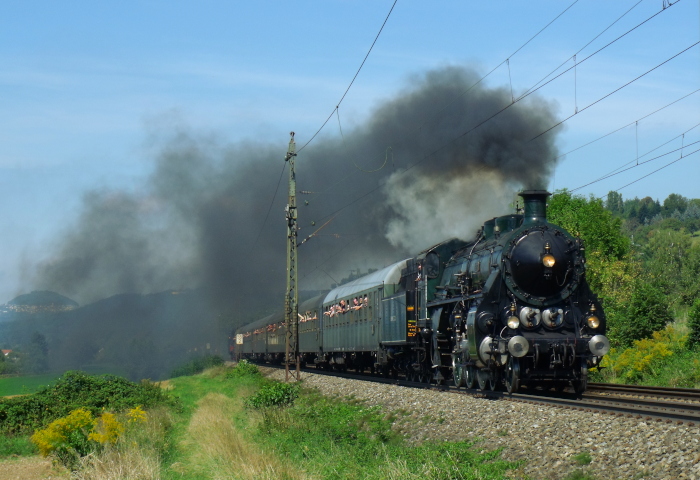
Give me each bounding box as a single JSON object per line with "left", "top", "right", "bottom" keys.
{"left": 323, "top": 259, "right": 410, "bottom": 304}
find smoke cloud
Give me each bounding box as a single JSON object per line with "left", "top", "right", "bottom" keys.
{"left": 35, "top": 65, "right": 560, "bottom": 316}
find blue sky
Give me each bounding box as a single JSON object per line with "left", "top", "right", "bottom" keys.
{"left": 0, "top": 1, "right": 698, "bottom": 302}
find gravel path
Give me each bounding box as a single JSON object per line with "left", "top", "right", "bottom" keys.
{"left": 264, "top": 368, "right": 700, "bottom": 480}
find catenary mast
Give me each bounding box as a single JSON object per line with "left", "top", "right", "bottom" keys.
{"left": 284, "top": 132, "right": 300, "bottom": 381}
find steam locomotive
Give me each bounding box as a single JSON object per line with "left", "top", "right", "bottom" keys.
{"left": 234, "top": 190, "right": 610, "bottom": 393}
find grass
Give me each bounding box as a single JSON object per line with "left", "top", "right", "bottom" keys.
{"left": 255, "top": 389, "right": 517, "bottom": 480}
{"left": 0, "top": 373, "right": 61, "bottom": 396}
{"left": 161, "top": 365, "right": 264, "bottom": 479}
{"left": 6, "top": 364, "right": 594, "bottom": 479}
{"left": 156, "top": 363, "right": 520, "bottom": 480}
{"left": 0, "top": 434, "right": 37, "bottom": 456}
{"left": 573, "top": 451, "right": 592, "bottom": 465}
{"left": 72, "top": 406, "right": 173, "bottom": 480}
{"left": 564, "top": 470, "right": 597, "bottom": 480}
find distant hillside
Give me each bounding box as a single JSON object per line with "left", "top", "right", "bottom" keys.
{"left": 0, "top": 289, "right": 229, "bottom": 381}
{"left": 4, "top": 291, "right": 79, "bottom": 314}
{"left": 8, "top": 290, "right": 78, "bottom": 308}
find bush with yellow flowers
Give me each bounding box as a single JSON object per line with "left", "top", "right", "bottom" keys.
{"left": 597, "top": 325, "right": 685, "bottom": 383}
{"left": 30, "top": 406, "right": 148, "bottom": 469}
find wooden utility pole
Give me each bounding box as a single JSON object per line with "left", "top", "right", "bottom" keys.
{"left": 284, "top": 132, "right": 300, "bottom": 381}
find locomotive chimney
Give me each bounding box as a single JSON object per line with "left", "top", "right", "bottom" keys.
{"left": 519, "top": 190, "right": 551, "bottom": 225}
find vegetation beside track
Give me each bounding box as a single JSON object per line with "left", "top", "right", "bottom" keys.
{"left": 163, "top": 361, "right": 520, "bottom": 480}
{"left": 550, "top": 191, "right": 700, "bottom": 389}
{"left": 1, "top": 364, "right": 523, "bottom": 479}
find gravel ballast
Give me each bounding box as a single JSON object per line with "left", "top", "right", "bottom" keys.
{"left": 264, "top": 368, "right": 700, "bottom": 480}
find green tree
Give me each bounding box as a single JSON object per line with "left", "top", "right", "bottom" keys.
{"left": 610, "top": 280, "right": 674, "bottom": 347}
{"left": 639, "top": 229, "right": 699, "bottom": 308}
{"left": 687, "top": 299, "right": 700, "bottom": 349}
{"left": 548, "top": 190, "right": 629, "bottom": 260}
{"left": 662, "top": 193, "right": 688, "bottom": 217}
{"left": 24, "top": 332, "right": 50, "bottom": 374}
{"left": 605, "top": 191, "right": 623, "bottom": 214}
{"left": 547, "top": 191, "right": 675, "bottom": 347}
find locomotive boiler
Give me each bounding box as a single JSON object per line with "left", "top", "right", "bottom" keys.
{"left": 235, "top": 190, "right": 610, "bottom": 393}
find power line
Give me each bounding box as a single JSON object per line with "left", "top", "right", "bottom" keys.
{"left": 608, "top": 146, "right": 700, "bottom": 195}
{"left": 530, "top": 40, "right": 700, "bottom": 141}
{"left": 297, "top": 0, "right": 399, "bottom": 154}
{"left": 556, "top": 88, "right": 700, "bottom": 161}
{"left": 324, "top": 0, "right": 682, "bottom": 190}
{"left": 301, "top": 1, "right": 676, "bottom": 215}
{"left": 578, "top": 122, "right": 700, "bottom": 188}
{"left": 519, "top": 1, "right": 682, "bottom": 105}
{"left": 571, "top": 138, "right": 700, "bottom": 192}
{"left": 415, "top": 0, "right": 580, "bottom": 133}
{"left": 307, "top": 40, "right": 699, "bottom": 228}
{"left": 521, "top": 0, "right": 646, "bottom": 97}
{"left": 251, "top": 1, "right": 398, "bottom": 248}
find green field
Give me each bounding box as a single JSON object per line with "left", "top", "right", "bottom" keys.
{"left": 0, "top": 373, "right": 61, "bottom": 396}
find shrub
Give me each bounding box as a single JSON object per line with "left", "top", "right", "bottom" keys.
{"left": 170, "top": 355, "right": 224, "bottom": 378}
{"left": 88, "top": 412, "right": 124, "bottom": 445}
{"left": 687, "top": 298, "right": 700, "bottom": 348}
{"left": 226, "top": 359, "right": 261, "bottom": 379}
{"left": 599, "top": 325, "right": 684, "bottom": 382}
{"left": 246, "top": 381, "right": 299, "bottom": 409}
{"left": 608, "top": 279, "right": 673, "bottom": 347}
{"left": 31, "top": 408, "right": 95, "bottom": 469}
{"left": 31, "top": 406, "right": 149, "bottom": 470}
{"left": 0, "top": 371, "right": 173, "bottom": 435}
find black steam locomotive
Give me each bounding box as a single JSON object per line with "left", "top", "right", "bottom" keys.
{"left": 234, "top": 190, "right": 609, "bottom": 393}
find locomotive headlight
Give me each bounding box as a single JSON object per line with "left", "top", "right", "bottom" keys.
{"left": 507, "top": 316, "right": 520, "bottom": 329}
{"left": 542, "top": 254, "right": 556, "bottom": 268}
{"left": 586, "top": 316, "right": 600, "bottom": 329}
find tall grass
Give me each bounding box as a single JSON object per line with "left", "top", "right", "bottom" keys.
{"left": 72, "top": 406, "right": 173, "bottom": 480}
{"left": 181, "top": 392, "right": 309, "bottom": 480}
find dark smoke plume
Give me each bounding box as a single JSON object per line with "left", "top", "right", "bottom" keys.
{"left": 36, "top": 66, "right": 560, "bottom": 316}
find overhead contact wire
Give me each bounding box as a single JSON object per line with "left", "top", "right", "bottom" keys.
{"left": 578, "top": 122, "right": 700, "bottom": 188}
{"left": 521, "top": 0, "right": 646, "bottom": 97}
{"left": 530, "top": 41, "right": 700, "bottom": 141}
{"left": 303, "top": 0, "right": 627, "bottom": 218}
{"left": 298, "top": 0, "right": 398, "bottom": 154}
{"left": 310, "top": 40, "right": 698, "bottom": 227}
{"left": 303, "top": 1, "right": 686, "bottom": 231}
{"left": 571, "top": 139, "right": 700, "bottom": 192}
{"left": 334, "top": 0, "right": 680, "bottom": 185}
{"left": 611, "top": 147, "right": 700, "bottom": 193}
{"left": 416, "top": 0, "right": 580, "bottom": 131}
{"left": 556, "top": 88, "right": 700, "bottom": 161}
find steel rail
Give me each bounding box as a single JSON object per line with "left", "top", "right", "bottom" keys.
{"left": 257, "top": 364, "right": 700, "bottom": 425}
{"left": 587, "top": 382, "right": 700, "bottom": 400}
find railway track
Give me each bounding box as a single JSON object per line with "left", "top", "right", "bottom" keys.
{"left": 263, "top": 363, "right": 700, "bottom": 425}
{"left": 587, "top": 382, "right": 700, "bottom": 401}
